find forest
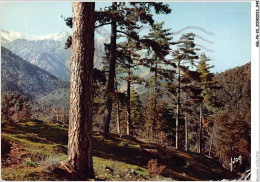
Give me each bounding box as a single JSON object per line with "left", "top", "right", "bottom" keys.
{"left": 1, "top": 2, "right": 251, "bottom": 181}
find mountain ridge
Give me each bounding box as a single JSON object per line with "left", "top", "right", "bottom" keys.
{"left": 1, "top": 29, "right": 70, "bottom": 43}
{"left": 1, "top": 46, "right": 69, "bottom": 97}
{"left": 1, "top": 29, "right": 106, "bottom": 80}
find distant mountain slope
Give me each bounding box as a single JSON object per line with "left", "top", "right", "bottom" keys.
{"left": 1, "top": 30, "right": 106, "bottom": 81}
{"left": 4, "top": 38, "right": 71, "bottom": 80}
{"left": 1, "top": 29, "right": 70, "bottom": 44}
{"left": 214, "top": 62, "right": 251, "bottom": 124}
{"left": 1, "top": 47, "right": 69, "bottom": 97}
{"left": 36, "top": 88, "right": 70, "bottom": 110}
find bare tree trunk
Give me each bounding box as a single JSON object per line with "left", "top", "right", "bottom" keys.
{"left": 198, "top": 103, "right": 202, "bottom": 154}
{"left": 116, "top": 100, "right": 121, "bottom": 133}
{"left": 147, "top": 88, "right": 152, "bottom": 139}
{"left": 154, "top": 61, "right": 158, "bottom": 106}
{"left": 101, "top": 2, "right": 117, "bottom": 136}
{"left": 115, "top": 76, "right": 121, "bottom": 134}
{"left": 126, "top": 37, "right": 132, "bottom": 135}
{"left": 126, "top": 54, "right": 131, "bottom": 135}
{"left": 126, "top": 79, "right": 131, "bottom": 135}
{"left": 185, "top": 114, "right": 188, "bottom": 151}
{"left": 51, "top": 106, "right": 59, "bottom": 122}
{"left": 153, "top": 61, "right": 158, "bottom": 138}
{"left": 208, "top": 124, "right": 215, "bottom": 157}
{"left": 67, "top": 2, "right": 95, "bottom": 179}
{"left": 176, "top": 60, "right": 180, "bottom": 150}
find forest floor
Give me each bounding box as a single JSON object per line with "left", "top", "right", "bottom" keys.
{"left": 1, "top": 120, "right": 240, "bottom": 181}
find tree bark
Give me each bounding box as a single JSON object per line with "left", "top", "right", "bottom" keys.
{"left": 115, "top": 76, "right": 121, "bottom": 134}
{"left": 176, "top": 60, "right": 180, "bottom": 150}
{"left": 101, "top": 2, "right": 117, "bottom": 136}
{"left": 126, "top": 79, "right": 131, "bottom": 135}
{"left": 51, "top": 107, "right": 59, "bottom": 122}
{"left": 185, "top": 114, "right": 188, "bottom": 151}
{"left": 198, "top": 103, "right": 202, "bottom": 154}
{"left": 208, "top": 124, "right": 215, "bottom": 157}
{"left": 67, "top": 2, "right": 95, "bottom": 179}
{"left": 116, "top": 100, "right": 121, "bottom": 133}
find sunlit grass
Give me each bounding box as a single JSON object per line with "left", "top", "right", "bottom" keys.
{"left": 1, "top": 120, "right": 239, "bottom": 181}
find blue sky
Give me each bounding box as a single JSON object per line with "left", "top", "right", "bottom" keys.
{"left": 1, "top": 2, "right": 251, "bottom": 73}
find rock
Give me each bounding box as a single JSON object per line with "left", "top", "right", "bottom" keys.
{"left": 104, "top": 165, "right": 113, "bottom": 173}
{"left": 130, "top": 169, "right": 138, "bottom": 175}
{"left": 125, "top": 168, "right": 131, "bottom": 173}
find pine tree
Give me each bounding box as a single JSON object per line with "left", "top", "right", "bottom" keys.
{"left": 142, "top": 22, "right": 174, "bottom": 94}
{"left": 196, "top": 53, "right": 221, "bottom": 153}
{"left": 143, "top": 79, "right": 157, "bottom": 140}
{"left": 143, "top": 94, "right": 175, "bottom": 145}
{"left": 100, "top": 2, "right": 118, "bottom": 136}
{"left": 1, "top": 92, "right": 11, "bottom": 123}
{"left": 141, "top": 22, "right": 174, "bottom": 140}
{"left": 130, "top": 89, "right": 143, "bottom": 129}
{"left": 67, "top": 2, "right": 95, "bottom": 178}
{"left": 99, "top": 3, "right": 172, "bottom": 136}
{"left": 114, "top": 76, "right": 127, "bottom": 134}
{"left": 117, "top": 37, "right": 144, "bottom": 135}
{"left": 210, "top": 110, "right": 250, "bottom": 170}
{"left": 20, "top": 101, "right": 31, "bottom": 121}
{"left": 171, "top": 33, "right": 200, "bottom": 149}
{"left": 1, "top": 92, "right": 32, "bottom": 123}
{"left": 197, "top": 53, "right": 219, "bottom": 112}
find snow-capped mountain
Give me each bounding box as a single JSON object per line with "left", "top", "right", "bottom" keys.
{"left": 1, "top": 29, "right": 150, "bottom": 94}
{"left": 1, "top": 29, "right": 106, "bottom": 80}
{"left": 1, "top": 29, "right": 70, "bottom": 43}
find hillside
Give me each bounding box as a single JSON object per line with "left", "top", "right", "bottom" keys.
{"left": 214, "top": 62, "right": 251, "bottom": 124}
{"left": 1, "top": 30, "right": 106, "bottom": 80}
{"left": 36, "top": 88, "right": 70, "bottom": 110}
{"left": 1, "top": 47, "right": 69, "bottom": 97}
{"left": 3, "top": 39, "right": 71, "bottom": 80}
{"left": 27, "top": 62, "right": 251, "bottom": 126}
{"left": 1, "top": 120, "right": 239, "bottom": 181}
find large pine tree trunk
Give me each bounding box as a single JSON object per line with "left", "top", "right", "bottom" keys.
{"left": 101, "top": 2, "right": 117, "bottom": 136}
{"left": 67, "top": 2, "right": 95, "bottom": 179}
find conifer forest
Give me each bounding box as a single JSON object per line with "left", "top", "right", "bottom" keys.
{"left": 1, "top": 2, "right": 253, "bottom": 181}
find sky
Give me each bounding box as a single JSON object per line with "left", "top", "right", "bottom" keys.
{"left": 0, "top": 2, "right": 251, "bottom": 73}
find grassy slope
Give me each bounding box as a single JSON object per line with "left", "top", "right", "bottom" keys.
{"left": 1, "top": 120, "right": 239, "bottom": 181}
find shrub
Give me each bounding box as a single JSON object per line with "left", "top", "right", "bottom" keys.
{"left": 41, "top": 155, "right": 60, "bottom": 172}
{"left": 147, "top": 159, "right": 166, "bottom": 175}
{"left": 1, "top": 92, "right": 31, "bottom": 123}
{"left": 24, "top": 160, "right": 39, "bottom": 167}
{"left": 119, "top": 141, "right": 129, "bottom": 148}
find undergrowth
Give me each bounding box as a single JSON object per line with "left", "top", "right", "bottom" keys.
{"left": 1, "top": 120, "right": 239, "bottom": 181}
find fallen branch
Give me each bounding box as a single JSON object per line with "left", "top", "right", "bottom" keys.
{"left": 60, "top": 161, "right": 73, "bottom": 174}
{"left": 60, "top": 161, "right": 79, "bottom": 180}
